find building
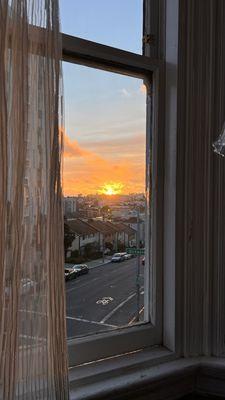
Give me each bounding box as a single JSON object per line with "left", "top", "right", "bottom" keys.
{"left": 122, "top": 216, "right": 145, "bottom": 245}
{"left": 87, "top": 219, "right": 119, "bottom": 251}
{"left": 66, "top": 219, "right": 99, "bottom": 256}
{"left": 64, "top": 196, "right": 77, "bottom": 216}
{"left": 115, "top": 222, "right": 136, "bottom": 247}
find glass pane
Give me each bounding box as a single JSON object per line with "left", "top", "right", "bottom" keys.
{"left": 63, "top": 62, "right": 149, "bottom": 339}
{"left": 59, "top": 0, "right": 143, "bottom": 54}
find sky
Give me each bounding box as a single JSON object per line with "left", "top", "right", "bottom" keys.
{"left": 59, "top": 1, "right": 146, "bottom": 196}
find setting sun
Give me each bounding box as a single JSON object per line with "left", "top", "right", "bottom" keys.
{"left": 98, "top": 182, "right": 124, "bottom": 196}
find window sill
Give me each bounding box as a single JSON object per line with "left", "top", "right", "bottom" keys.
{"left": 69, "top": 351, "right": 225, "bottom": 400}
{"left": 69, "top": 346, "right": 176, "bottom": 399}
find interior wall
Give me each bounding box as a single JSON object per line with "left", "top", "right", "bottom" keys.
{"left": 176, "top": 0, "right": 225, "bottom": 356}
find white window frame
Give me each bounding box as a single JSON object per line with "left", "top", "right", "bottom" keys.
{"left": 61, "top": 2, "right": 165, "bottom": 367}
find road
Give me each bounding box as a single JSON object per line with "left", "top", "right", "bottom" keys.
{"left": 66, "top": 257, "right": 145, "bottom": 339}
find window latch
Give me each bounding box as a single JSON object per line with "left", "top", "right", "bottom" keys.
{"left": 142, "top": 34, "right": 155, "bottom": 45}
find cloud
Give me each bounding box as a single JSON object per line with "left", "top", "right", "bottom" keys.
{"left": 119, "top": 88, "right": 132, "bottom": 98}
{"left": 61, "top": 128, "right": 145, "bottom": 195}
{"left": 63, "top": 155, "right": 145, "bottom": 195}
{"left": 140, "top": 84, "right": 147, "bottom": 94}
{"left": 64, "top": 132, "right": 93, "bottom": 158}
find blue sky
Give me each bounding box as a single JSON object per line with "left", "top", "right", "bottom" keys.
{"left": 59, "top": 0, "right": 143, "bottom": 53}
{"left": 59, "top": 1, "right": 146, "bottom": 195}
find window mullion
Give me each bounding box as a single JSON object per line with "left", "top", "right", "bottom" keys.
{"left": 62, "top": 34, "right": 161, "bottom": 77}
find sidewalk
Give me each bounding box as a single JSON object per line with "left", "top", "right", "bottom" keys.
{"left": 86, "top": 256, "right": 111, "bottom": 270}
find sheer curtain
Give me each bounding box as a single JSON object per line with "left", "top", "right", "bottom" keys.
{"left": 0, "top": 1, "right": 69, "bottom": 398}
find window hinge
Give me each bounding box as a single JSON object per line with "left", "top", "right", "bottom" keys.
{"left": 143, "top": 34, "right": 155, "bottom": 45}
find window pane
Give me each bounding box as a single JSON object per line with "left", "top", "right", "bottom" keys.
{"left": 63, "top": 62, "right": 149, "bottom": 339}
{"left": 59, "top": 0, "right": 143, "bottom": 54}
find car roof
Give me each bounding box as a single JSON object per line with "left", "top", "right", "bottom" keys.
{"left": 65, "top": 263, "right": 75, "bottom": 268}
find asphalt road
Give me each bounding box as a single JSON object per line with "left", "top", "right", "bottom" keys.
{"left": 66, "top": 258, "right": 145, "bottom": 339}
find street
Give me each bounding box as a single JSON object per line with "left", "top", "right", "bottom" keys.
{"left": 66, "top": 258, "right": 145, "bottom": 339}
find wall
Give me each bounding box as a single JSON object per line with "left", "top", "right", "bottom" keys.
{"left": 176, "top": 0, "right": 225, "bottom": 356}
{"left": 70, "top": 234, "right": 99, "bottom": 252}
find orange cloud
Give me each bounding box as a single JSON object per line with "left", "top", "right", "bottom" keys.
{"left": 140, "top": 84, "right": 147, "bottom": 94}
{"left": 62, "top": 129, "right": 145, "bottom": 195}
{"left": 64, "top": 133, "right": 94, "bottom": 158}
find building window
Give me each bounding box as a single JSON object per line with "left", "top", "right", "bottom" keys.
{"left": 60, "top": 0, "right": 163, "bottom": 366}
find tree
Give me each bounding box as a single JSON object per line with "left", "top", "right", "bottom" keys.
{"left": 64, "top": 223, "right": 75, "bottom": 258}
{"left": 100, "top": 205, "right": 111, "bottom": 219}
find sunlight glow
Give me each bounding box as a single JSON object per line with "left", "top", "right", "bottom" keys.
{"left": 98, "top": 182, "right": 124, "bottom": 196}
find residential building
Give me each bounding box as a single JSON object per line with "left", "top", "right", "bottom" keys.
{"left": 115, "top": 222, "right": 136, "bottom": 247}
{"left": 122, "top": 216, "right": 145, "bottom": 245}
{"left": 66, "top": 219, "right": 99, "bottom": 256}
{"left": 64, "top": 196, "right": 77, "bottom": 216}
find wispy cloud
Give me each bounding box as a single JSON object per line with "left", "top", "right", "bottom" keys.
{"left": 119, "top": 88, "right": 132, "bottom": 98}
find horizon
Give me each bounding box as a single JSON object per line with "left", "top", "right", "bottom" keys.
{"left": 63, "top": 191, "right": 145, "bottom": 198}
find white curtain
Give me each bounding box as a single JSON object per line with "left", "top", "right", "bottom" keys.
{"left": 0, "top": 1, "right": 69, "bottom": 398}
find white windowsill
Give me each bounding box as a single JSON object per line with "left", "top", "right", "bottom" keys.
{"left": 69, "top": 346, "right": 176, "bottom": 399}
{"left": 69, "top": 348, "right": 225, "bottom": 400}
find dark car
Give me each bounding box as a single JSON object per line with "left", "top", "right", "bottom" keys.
{"left": 64, "top": 267, "right": 76, "bottom": 281}
{"left": 64, "top": 264, "right": 78, "bottom": 281}
{"left": 72, "top": 264, "right": 89, "bottom": 276}
{"left": 65, "top": 268, "right": 71, "bottom": 281}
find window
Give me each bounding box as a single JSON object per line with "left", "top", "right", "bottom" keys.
{"left": 61, "top": 0, "right": 163, "bottom": 366}
{"left": 59, "top": 0, "right": 143, "bottom": 54}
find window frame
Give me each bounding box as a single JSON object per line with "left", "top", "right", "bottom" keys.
{"left": 62, "top": 25, "right": 164, "bottom": 367}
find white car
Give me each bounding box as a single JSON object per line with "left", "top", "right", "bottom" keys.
{"left": 4, "top": 278, "right": 37, "bottom": 300}
{"left": 111, "top": 253, "right": 126, "bottom": 262}
{"left": 124, "top": 253, "right": 133, "bottom": 260}
{"left": 20, "top": 278, "right": 37, "bottom": 295}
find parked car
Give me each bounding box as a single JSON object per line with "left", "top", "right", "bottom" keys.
{"left": 142, "top": 257, "right": 145, "bottom": 266}
{"left": 64, "top": 264, "right": 77, "bottom": 281}
{"left": 72, "top": 264, "right": 89, "bottom": 276}
{"left": 4, "top": 278, "right": 37, "bottom": 298}
{"left": 65, "top": 268, "right": 74, "bottom": 281}
{"left": 111, "top": 252, "right": 126, "bottom": 262}
{"left": 20, "top": 278, "right": 37, "bottom": 295}
{"left": 124, "top": 253, "right": 133, "bottom": 260}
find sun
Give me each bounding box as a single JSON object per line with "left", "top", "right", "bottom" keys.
{"left": 98, "top": 182, "right": 124, "bottom": 196}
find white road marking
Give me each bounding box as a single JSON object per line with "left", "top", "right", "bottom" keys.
{"left": 19, "top": 334, "right": 46, "bottom": 342}
{"left": 100, "top": 287, "right": 144, "bottom": 324}
{"left": 66, "top": 277, "right": 100, "bottom": 293}
{"left": 128, "top": 306, "right": 145, "bottom": 325}
{"left": 96, "top": 297, "right": 114, "bottom": 305}
{"left": 66, "top": 316, "right": 117, "bottom": 328}
{"left": 19, "top": 309, "right": 46, "bottom": 317}
{"left": 100, "top": 293, "right": 134, "bottom": 323}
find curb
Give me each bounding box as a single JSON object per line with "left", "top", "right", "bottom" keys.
{"left": 88, "top": 260, "right": 111, "bottom": 270}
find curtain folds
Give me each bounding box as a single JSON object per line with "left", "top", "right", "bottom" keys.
{"left": 0, "top": 1, "right": 69, "bottom": 398}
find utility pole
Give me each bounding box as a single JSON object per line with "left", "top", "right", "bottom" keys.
{"left": 102, "top": 212, "right": 105, "bottom": 263}
{"left": 136, "top": 207, "right": 140, "bottom": 322}
{"left": 102, "top": 234, "right": 105, "bottom": 263}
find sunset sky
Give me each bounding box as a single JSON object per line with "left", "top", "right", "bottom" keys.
{"left": 60, "top": 1, "right": 145, "bottom": 196}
